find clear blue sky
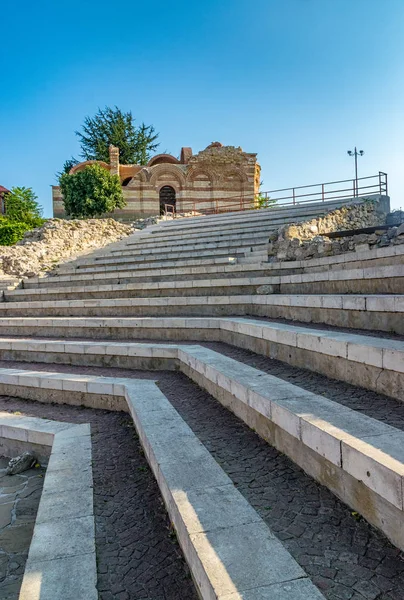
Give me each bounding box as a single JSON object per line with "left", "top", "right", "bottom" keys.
{"left": 1, "top": 0, "right": 403, "bottom": 216}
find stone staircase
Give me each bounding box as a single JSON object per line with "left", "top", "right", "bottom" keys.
{"left": 1, "top": 201, "right": 404, "bottom": 600}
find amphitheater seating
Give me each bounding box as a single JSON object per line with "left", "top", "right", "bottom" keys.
{"left": 2, "top": 199, "right": 403, "bottom": 599}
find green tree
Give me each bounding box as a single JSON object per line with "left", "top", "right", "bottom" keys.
{"left": 4, "top": 187, "right": 43, "bottom": 222}
{"left": 55, "top": 156, "right": 79, "bottom": 181}
{"left": 59, "top": 164, "right": 126, "bottom": 218}
{"left": 76, "top": 106, "right": 159, "bottom": 165}
{"left": 62, "top": 157, "right": 79, "bottom": 175}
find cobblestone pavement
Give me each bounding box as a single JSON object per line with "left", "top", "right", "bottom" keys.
{"left": 0, "top": 456, "right": 45, "bottom": 599}
{"left": 0, "top": 359, "right": 403, "bottom": 599}
{"left": 0, "top": 391, "right": 197, "bottom": 600}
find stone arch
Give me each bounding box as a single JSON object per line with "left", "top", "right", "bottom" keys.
{"left": 149, "top": 164, "right": 186, "bottom": 190}
{"left": 186, "top": 166, "right": 216, "bottom": 186}
{"left": 220, "top": 167, "right": 248, "bottom": 189}
{"left": 70, "top": 161, "right": 109, "bottom": 175}
{"left": 147, "top": 154, "right": 180, "bottom": 167}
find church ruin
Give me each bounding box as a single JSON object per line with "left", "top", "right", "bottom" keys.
{"left": 52, "top": 142, "right": 260, "bottom": 220}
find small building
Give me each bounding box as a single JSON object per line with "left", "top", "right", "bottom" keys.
{"left": 0, "top": 186, "right": 10, "bottom": 215}
{"left": 52, "top": 142, "right": 260, "bottom": 220}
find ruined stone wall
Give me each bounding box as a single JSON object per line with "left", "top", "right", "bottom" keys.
{"left": 268, "top": 200, "right": 395, "bottom": 261}
{"left": 53, "top": 143, "right": 260, "bottom": 220}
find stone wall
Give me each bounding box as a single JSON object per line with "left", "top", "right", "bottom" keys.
{"left": 53, "top": 142, "right": 260, "bottom": 220}
{"left": 267, "top": 200, "right": 396, "bottom": 261}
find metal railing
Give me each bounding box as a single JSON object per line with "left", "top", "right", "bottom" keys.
{"left": 164, "top": 172, "right": 388, "bottom": 218}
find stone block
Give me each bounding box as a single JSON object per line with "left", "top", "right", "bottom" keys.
{"left": 19, "top": 553, "right": 97, "bottom": 600}
{"left": 342, "top": 431, "right": 404, "bottom": 509}
{"left": 219, "top": 578, "right": 326, "bottom": 599}
{"left": 172, "top": 484, "right": 262, "bottom": 535}
{"left": 190, "top": 521, "right": 305, "bottom": 597}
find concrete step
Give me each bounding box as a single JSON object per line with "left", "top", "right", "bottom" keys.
{"left": 122, "top": 208, "right": 332, "bottom": 244}
{"left": 124, "top": 224, "right": 275, "bottom": 246}
{"left": 56, "top": 255, "right": 240, "bottom": 276}
{"left": 70, "top": 246, "right": 259, "bottom": 268}
{"left": 156, "top": 198, "right": 366, "bottom": 231}
{"left": 105, "top": 240, "right": 268, "bottom": 259}
{"left": 24, "top": 264, "right": 280, "bottom": 289}
{"left": 0, "top": 410, "right": 97, "bottom": 600}
{"left": 0, "top": 294, "right": 403, "bottom": 334}
{"left": 0, "top": 316, "right": 402, "bottom": 399}
{"left": 0, "top": 369, "right": 325, "bottom": 599}
{"left": 0, "top": 278, "right": 19, "bottom": 291}
{"left": 5, "top": 276, "right": 271, "bottom": 302}
{"left": 1, "top": 296, "right": 403, "bottom": 337}
{"left": 121, "top": 229, "right": 271, "bottom": 249}
{"left": 0, "top": 340, "right": 403, "bottom": 554}
{"left": 8, "top": 263, "right": 404, "bottom": 303}
{"left": 36, "top": 244, "right": 404, "bottom": 289}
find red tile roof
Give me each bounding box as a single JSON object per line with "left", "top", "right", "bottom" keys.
{"left": 0, "top": 186, "right": 10, "bottom": 194}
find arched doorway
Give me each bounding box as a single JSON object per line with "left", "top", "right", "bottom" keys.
{"left": 159, "top": 186, "right": 176, "bottom": 215}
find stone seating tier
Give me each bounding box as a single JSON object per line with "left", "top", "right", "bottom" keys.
{"left": 2, "top": 199, "right": 403, "bottom": 600}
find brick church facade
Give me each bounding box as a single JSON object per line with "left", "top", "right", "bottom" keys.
{"left": 52, "top": 142, "right": 260, "bottom": 220}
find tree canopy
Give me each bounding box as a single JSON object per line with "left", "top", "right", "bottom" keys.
{"left": 59, "top": 164, "right": 126, "bottom": 218}
{"left": 75, "top": 106, "right": 159, "bottom": 165}
{"left": 4, "top": 187, "right": 43, "bottom": 222}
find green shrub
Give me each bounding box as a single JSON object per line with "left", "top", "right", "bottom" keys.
{"left": 59, "top": 164, "right": 125, "bottom": 218}
{"left": 0, "top": 222, "right": 32, "bottom": 246}
{"left": 255, "top": 193, "right": 277, "bottom": 209}
{"left": 22, "top": 216, "right": 47, "bottom": 229}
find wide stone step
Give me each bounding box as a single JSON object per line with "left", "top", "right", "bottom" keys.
{"left": 5, "top": 276, "right": 272, "bottom": 302}
{"left": 0, "top": 340, "right": 403, "bottom": 553}
{"left": 0, "top": 315, "right": 402, "bottom": 399}
{"left": 123, "top": 209, "right": 330, "bottom": 243}
{"left": 56, "top": 255, "right": 238, "bottom": 276}
{"left": 8, "top": 264, "right": 404, "bottom": 302}
{"left": 101, "top": 241, "right": 268, "bottom": 260}
{"left": 0, "top": 368, "right": 325, "bottom": 599}
{"left": 0, "top": 411, "right": 97, "bottom": 600}
{"left": 24, "top": 264, "right": 280, "bottom": 288}
{"left": 121, "top": 230, "right": 271, "bottom": 250}
{"left": 0, "top": 293, "right": 403, "bottom": 333}
{"left": 75, "top": 246, "right": 259, "bottom": 268}
{"left": 37, "top": 244, "right": 404, "bottom": 288}
{"left": 125, "top": 224, "right": 276, "bottom": 246}
{"left": 156, "top": 198, "right": 363, "bottom": 231}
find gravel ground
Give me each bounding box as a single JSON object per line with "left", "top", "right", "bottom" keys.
{"left": 0, "top": 359, "right": 403, "bottom": 599}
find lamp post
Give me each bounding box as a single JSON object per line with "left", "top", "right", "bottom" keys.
{"left": 347, "top": 147, "right": 364, "bottom": 197}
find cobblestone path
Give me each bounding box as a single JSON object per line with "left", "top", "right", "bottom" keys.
{"left": 0, "top": 359, "right": 403, "bottom": 599}
{"left": 0, "top": 390, "right": 197, "bottom": 600}
{"left": 0, "top": 457, "right": 45, "bottom": 599}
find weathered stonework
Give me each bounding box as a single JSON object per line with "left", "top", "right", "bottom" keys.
{"left": 267, "top": 200, "right": 395, "bottom": 261}
{"left": 52, "top": 142, "right": 260, "bottom": 220}
{"left": 0, "top": 218, "right": 134, "bottom": 278}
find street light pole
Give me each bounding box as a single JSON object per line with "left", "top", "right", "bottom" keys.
{"left": 347, "top": 147, "right": 364, "bottom": 197}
